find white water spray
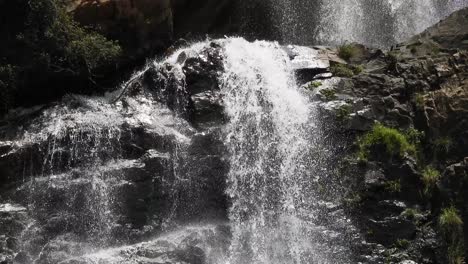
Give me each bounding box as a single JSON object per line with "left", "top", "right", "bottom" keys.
{"left": 220, "top": 38, "right": 346, "bottom": 264}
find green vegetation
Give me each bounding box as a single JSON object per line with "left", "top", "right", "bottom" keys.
{"left": 421, "top": 166, "right": 441, "bottom": 196}
{"left": 405, "top": 128, "right": 424, "bottom": 147}
{"left": 402, "top": 208, "right": 420, "bottom": 220}
{"left": 434, "top": 137, "right": 453, "bottom": 155}
{"left": 439, "top": 207, "right": 464, "bottom": 264}
{"left": 353, "top": 65, "right": 364, "bottom": 74}
{"left": 0, "top": 0, "right": 122, "bottom": 115}
{"left": 395, "top": 239, "right": 410, "bottom": 249}
{"left": 336, "top": 104, "right": 352, "bottom": 121}
{"left": 330, "top": 64, "right": 353, "bottom": 78}
{"left": 358, "top": 123, "right": 417, "bottom": 161}
{"left": 320, "top": 88, "right": 337, "bottom": 101}
{"left": 306, "top": 81, "right": 322, "bottom": 90}
{"left": 330, "top": 63, "right": 364, "bottom": 78}
{"left": 440, "top": 207, "right": 463, "bottom": 235}
{"left": 415, "top": 93, "right": 426, "bottom": 109}
{"left": 385, "top": 180, "right": 401, "bottom": 193}
{"left": 338, "top": 44, "right": 359, "bottom": 61}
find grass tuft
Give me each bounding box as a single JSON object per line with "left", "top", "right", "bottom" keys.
{"left": 338, "top": 44, "right": 359, "bottom": 61}
{"left": 358, "top": 123, "right": 416, "bottom": 161}
{"left": 421, "top": 166, "right": 441, "bottom": 196}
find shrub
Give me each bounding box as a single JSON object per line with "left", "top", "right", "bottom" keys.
{"left": 330, "top": 64, "right": 355, "bottom": 78}
{"left": 358, "top": 123, "right": 416, "bottom": 160}
{"left": 338, "top": 44, "right": 358, "bottom": 61}
{"left": 440, "top": 207, "right": 463, "bottom": 235}
{"left": 395, "top": 239, "right": 410, "bottom": 249}
{"left": 353, "top": 65, "right": 364, "bottom": 74}
{"left": 336, "top": 104, "right": 352, "bottom": 121}
{"left": 306, "top": 81, "right": 322, "bottom": 90}
{"left": 434, "top": 137, "right": 453, "bottom": 154}
{"left": 422, "top": 166, "right": 440, "bottom": 196}
{"left": 0, "top": 0, "right": 122, "bottom": 114}
{"left": 385, "top": 180, "right": 401, "bottom": 193}
{"left": 415, "top": 93, "right": 425, "bottom": 109}
{"left": 330, "top": 63, "right": 363, "bottom": 78}
{"left": 405, "top": 128, "right": 424, "bottom": 146}
{"left": 401, "top": 208, "right": 420, "bottom": 220}
{"left": 320, "top": 88, "right": 337, "bottom": 101}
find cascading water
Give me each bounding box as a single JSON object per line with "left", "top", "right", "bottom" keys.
{"left": 0, "top": 37, "right": 353, "bottom": 263}
{"left": 219, "top": 38, "right": 350, "bottom": 264}
{"left": 267, "top": 0, "right": 468, "bottom": 47}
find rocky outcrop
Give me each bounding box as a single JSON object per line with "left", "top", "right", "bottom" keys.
{"left": 303, "top": 7, "right": 468, "bottom": 264}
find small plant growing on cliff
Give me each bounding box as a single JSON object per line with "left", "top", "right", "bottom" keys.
{"left": 336, "top": 104, "right": 352, "bottom": 121}
{"left": 422, "top": 166, "right": 441, "bottom": 196}
{"left": 320, "top": 88, "right": 337, "bottom": 101}
{"left": 402, "top": 208, "right": 418, "bottom": 219}
{"left": 353, "top": 65, "right": 364, "bottom": 74}
{"left": 338, "top": 43, "right": 358, "bottom": 61}
{"left": 330, "top": 63, "right": 363, "bottom": 77}
{"left": 439, "top": 207, "right": 464, "bottom": 264}
{"left": 307, "top": 81, "right": 322, "bottom": 90}
{"left": 330, "top": 64, "right": 355, "bottom": 78}
{"left": 434, "top": 137, "right": 453, "bottom": 155}
{"left": 395, "top": 239, "right": 410, "bottom": 249}
{"left": 414, "top": 93, "right": 426, "bottom": 109}
{"left": 357, "top": 123, "right": 416, "bottom": 160}
{"left": 385, "top": 180, "right": 401, "bottom": 193}
{"left": 440, "top": 207, "right": 463, "bottom": 234}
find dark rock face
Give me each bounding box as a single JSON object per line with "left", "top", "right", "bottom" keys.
{"left": 299, "top": 8, "right": 468, "bottom": 264}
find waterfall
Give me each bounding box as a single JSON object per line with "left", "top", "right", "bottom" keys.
{"left": 267, "top": 0, "right": 468, "bottom": 47}
{"left": 219, "top": 38, "right": 347, "bottom": 264}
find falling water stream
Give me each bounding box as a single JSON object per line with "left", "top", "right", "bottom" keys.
{"left": 221, "top": 38, "right": 341, "bottom": 264}
{"left": 270, "top": 0, "right": 468, "bottom": 47}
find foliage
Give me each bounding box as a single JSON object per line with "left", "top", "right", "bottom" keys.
{"left": 353, "top": 65, "right": 364, "bottom": 74}
{"left": 440, "top": 207, "right": 463, "bottom": 235}
{"left": 395, "top": 239, "right": 410, "bottom": 249}
{"left": 405, "top": 128, "right": 424, "bottom": 147}
{"left": 330, "top": 64, "right": 355, "bottom": 78}
{"left": 434, "top": 137, "right": 453, "bottom": 155}
{"left": 338, "top": 44, "right": 359, "bottom": 61}
{"left": 385, "top": 180, "right": 401, "bottom": 193}
{"left": 306, "top": 81, "right": 322, "bottom": 90}
{"left": 421, "top": 166, "right": 441, "bottom": 196}
{"left": 330, "top": 63, "right": 363, "bottom": 78}
{"left": 439, "top": 207, "right": 464, "bottom": 264}
{"left": 401, "top": 208, "right": 420, "bottom": 220}
{"left": 320, "top": 88, "right": 337, "bottom": 101}
{"left": 0, "top": 0, "right": 122, "bottom": 114}
{"left": 415, "top": 93, "right": 425, "bottom": 109}
{"left": 336, "top": 104, "right": 352, "bottom": 121}
{"left": 358, "top": 123, "right": 417, "bottom": 161}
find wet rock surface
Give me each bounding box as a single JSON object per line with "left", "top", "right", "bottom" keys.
{"left": 0, "top": 42, "right": 229, "bottom": 263}
{"left": 298, "top": 7, "right": 468, "bottom": 264}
